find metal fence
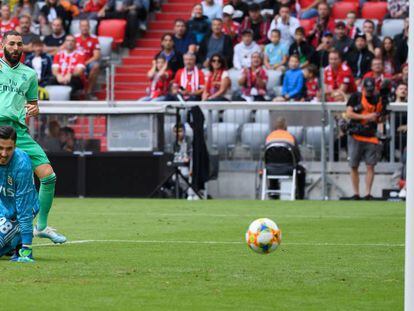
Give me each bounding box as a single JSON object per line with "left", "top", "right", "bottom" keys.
{"left": 34, "top": 101, "right": 407, "bottom": 165}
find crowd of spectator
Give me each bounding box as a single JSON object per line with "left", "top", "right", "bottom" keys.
{"left": 0, "top": 0, "right": 157, "bottom": 99}
{"left": 143, "top": 0, "right": 409, "bottom": 104}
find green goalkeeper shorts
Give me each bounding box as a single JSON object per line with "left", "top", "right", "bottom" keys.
{"left": 0, "top": 120, "right": 50, "bottom": 169}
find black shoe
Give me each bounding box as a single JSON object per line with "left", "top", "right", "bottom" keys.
{"left": 351, "top": 194, "right": 360, "bottom": 200}
{"left": 364, "top": 194, "right": 374, "bottom": 200}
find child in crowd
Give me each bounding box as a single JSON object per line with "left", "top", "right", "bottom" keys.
{"left": 288, "top": 27, "right": 314, "bottom": 69}
{"left": 273, "top": 54, "right": 304, "bottom": 101}
{"left": 345, "top": 11, "right": 360, "bottom": 39}
{"left": 141, "top": 55, "right": 172, "bottom": 101}
{"left": 264, "top": 29, "right": 288, "bottom": 71}
{"left": 303, "top": 64, "right": 319, "bottom": 101}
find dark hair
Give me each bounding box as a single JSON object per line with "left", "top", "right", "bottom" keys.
{"left": 289, "top": 54, "right": 300, "bottom": 61}
{"left": 19, "top": 0, "right": 36, "bottom": 5}
{"left": 2, "top": 30, "right": 21, "bottom": 42}
{"left": 156, "top": 54, "right": 167, "bottom": 62}
{"left": 381, "top": 36, "right": 396, "bottom": 58}
{"left": 208, "top": 53, "right": 227, "bottom": 72}
{"left": 173, "top": 123, "right": 185, "bottom": 131}
{"left": 363, "top": 19, "right": 375, "bottom": 27}
{"left": 329, "top": 49, "right": 342, "bottom": 59}
{"left": 306, "top": 64, "right": 318, "bottom": 77}
{"left": 248, "top": 3, "right": 260, "bottom": 11}
{"left": 0, "top": 126, "right": 17, "bottom": 142}
{"left": 317, "top": 2, "right": 329, "bottom": 9}
{"left": 270, "top": 29, "right": 281, "bottom": 36}
{"left": 174, "top": 19, "right": 186, "bottom": 25}
{"left": 31, "top": 37, "right": 43, "bottom": 46}
{"left": 295, "top": 27, "right": 305, "bottom": 36}
{"left": 154, "top": 54, "right": 170, "bottom": 71}
{"left": 60, "top": 126, "right": 75, "bottom": 137}
{"left": 279, "top": 4, "right": 291, "bottom": 10}
{"left": 161, "top": 33, "right": 174, "bottom": 41}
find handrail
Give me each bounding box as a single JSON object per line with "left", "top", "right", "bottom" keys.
{"left": 38, "top": 101, "right": 407, "bottom": 114}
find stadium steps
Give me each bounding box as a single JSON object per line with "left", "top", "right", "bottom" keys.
{"left": 105, "top": 0, "right": 198, "bottom": 100}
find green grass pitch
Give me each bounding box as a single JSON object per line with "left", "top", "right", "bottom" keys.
{"left": 1, "top": 199, "right": 404, "bottom": 310}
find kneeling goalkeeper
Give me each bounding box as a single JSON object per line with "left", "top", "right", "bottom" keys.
{"left": 0, "top": 126, "right": 39, "bottom": 262}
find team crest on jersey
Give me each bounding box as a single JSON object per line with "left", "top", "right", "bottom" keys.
{"left": 0, "top": 63, "right": 3, "bottom": 71}
{"left": 7, "top": 175, "right": 12, "bottom": 186}
{"left": 22, "top": 73, "right": 28, "bottom": 81}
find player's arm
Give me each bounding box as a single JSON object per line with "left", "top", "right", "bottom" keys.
{"left": 25, "top": 74, "right": 39, "bottom": 117}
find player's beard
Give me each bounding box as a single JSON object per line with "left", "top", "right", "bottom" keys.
{"left": 4, "top": 48, "right": 22, "bottom": 66}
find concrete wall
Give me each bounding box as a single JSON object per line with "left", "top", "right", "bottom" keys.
{"left": 207, "top": 161, "right": 401, "bottom": 200}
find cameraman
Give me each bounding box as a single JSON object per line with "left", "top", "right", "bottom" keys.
{"left": 345, "top": 77, "right": 386, "bottom": 200}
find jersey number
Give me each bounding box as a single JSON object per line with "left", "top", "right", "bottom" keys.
{"left": 0, "top": 217, "right": 13, "bottom": 234}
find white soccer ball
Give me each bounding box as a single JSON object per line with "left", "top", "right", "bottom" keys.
{"left": 245, "top": 218, "right": 282, "bottom": 254}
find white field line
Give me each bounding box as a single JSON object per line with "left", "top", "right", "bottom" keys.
{"left": 56, "top": 211, "right": 405, "bottom": 219}
{"left": 33, "top": 239, "right": 405, "bottom": 248}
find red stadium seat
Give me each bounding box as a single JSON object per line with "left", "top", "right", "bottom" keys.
{"left": 98, "top": 19, "right": 127, "bottom": 47}
{"left": 331, "top": 2, "right": 359, "bottom": 19}
{"left": 361, "top": 2, "right": 388, "bottom": 20}
{"left": 299, "top": 19, "right": 314, "bottom": 36}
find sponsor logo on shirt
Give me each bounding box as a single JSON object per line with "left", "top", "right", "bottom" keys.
{"left": 0, "top": 185, "right": 14, "bottom": 197}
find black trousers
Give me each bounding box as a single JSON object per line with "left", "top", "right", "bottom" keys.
{"left": 269, "top": 164, "right": 306, "bottom": 199}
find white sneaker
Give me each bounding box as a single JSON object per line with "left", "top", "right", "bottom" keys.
{"left": 34, "top": 226, "right": 67, "bottom": 244}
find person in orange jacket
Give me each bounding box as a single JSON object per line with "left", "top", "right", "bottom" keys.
{"left": 265, "top": 117, "right": 306, "bottom": 199}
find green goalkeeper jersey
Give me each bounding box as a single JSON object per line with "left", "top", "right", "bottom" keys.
{"left": 0, "top": 58, "right": 38, "bottom": 127}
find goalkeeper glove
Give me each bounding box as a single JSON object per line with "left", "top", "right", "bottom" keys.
{"left": 10, "top": 246, "right": 34, "bottom": 263}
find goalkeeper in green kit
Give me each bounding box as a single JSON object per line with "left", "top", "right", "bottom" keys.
{"left": 0, "top": 30, "right": 66, "bottom": 243}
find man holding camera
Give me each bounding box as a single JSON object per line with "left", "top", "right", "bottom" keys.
{"left": 345, "top": 77, "right": 387, "bottom": 200}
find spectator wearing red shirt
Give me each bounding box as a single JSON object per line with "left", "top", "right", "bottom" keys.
{"left": 174, "top": 53, "right": 205, "bottom": 101}
{"left": 308, "top": 2, "right": 335, "bottom": 48}
{"left": 82, "top": 0, "right": 107, "bottom": 20}
{"left": 362, "top": 58, "right": 392, "bottom": 92}
{"left": 51, "top": 34, "right": 85, "bottom": 99}
{"left": 345, "top": 11, "right": 360, "bottom": 40}
{"left": 75, "top": 20, "right": 101, "bottom": 99}
{"left": 202, "top": 53, "right": 231, "bottom": 101}
{"left": 303, "top": 64, "right": 319, "bottom": 101}
{"left": 222, "top": 5, "right": 240, "bottom": 45}
{"left": 0, "top": 5, "right": 19, "bottom": 38}
{"left": 237, "top": 52, "right": 268, "bottom": 102}
{"left": 140, "top": 55, "right": 172, "bottom": 101}
{"left": 324, "top": 50, "right": 356, "bottom": 101}
{"left": 239, "top": 4, "right": 270, "bottom": 45}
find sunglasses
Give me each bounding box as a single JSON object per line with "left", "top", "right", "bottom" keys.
{"left": 211, "top": 59, "right": 221, "bottom": 63}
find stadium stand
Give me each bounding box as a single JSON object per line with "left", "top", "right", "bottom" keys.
{"left": 2, "top": 0, "right": 406, "bottom": 166}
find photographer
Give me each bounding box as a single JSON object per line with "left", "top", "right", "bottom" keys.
{"left": 345, "top": 77, "right": 387, "bottom": 200}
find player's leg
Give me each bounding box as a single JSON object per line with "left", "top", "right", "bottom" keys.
{"left": 34, "top": 164, "right": 56, "bottom": 229}
{"left": 14, "top": 125, "right": 66, "bottom": 243}
{"left": 0, "top": 217, "right": 20, "bottom": 258}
